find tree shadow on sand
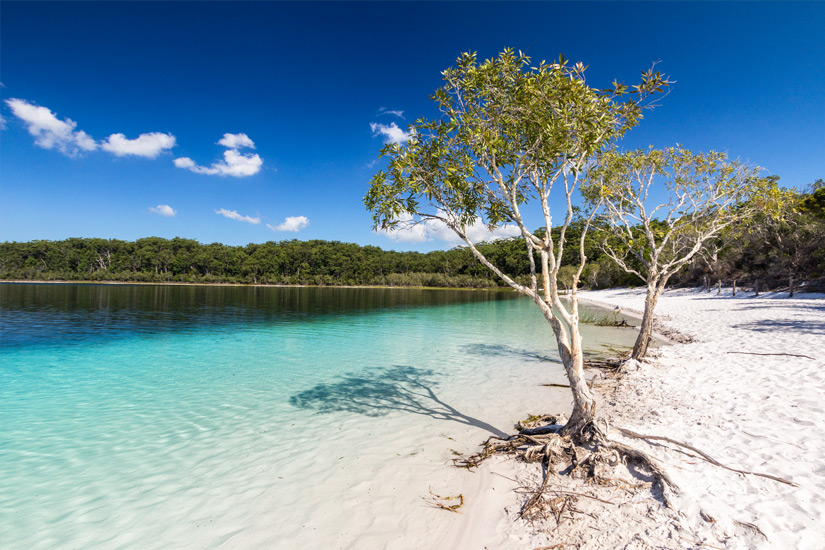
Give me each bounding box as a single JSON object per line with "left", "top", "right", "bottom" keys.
{"left": 732, "top": 318, "right": 825, "bottom": 336}
{"left": 289, "top": 364, "right": 509, "bottom": 437}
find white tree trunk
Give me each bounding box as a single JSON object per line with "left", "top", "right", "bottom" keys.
{"left": 632, "top": 282, "right": 662, "bottom": 360}
{"left": 534, "top": 296, "right": 596, "bottom": 435}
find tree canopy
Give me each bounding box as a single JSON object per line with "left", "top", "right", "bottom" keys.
{"left": 365, "top": 48, "right": 669, "bottom": 435}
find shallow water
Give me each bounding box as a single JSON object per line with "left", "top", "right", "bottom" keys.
{"left": 0, "top": 283, "right": 637, "bottom": 549}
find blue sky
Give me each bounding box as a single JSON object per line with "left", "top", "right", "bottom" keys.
{"left": 2, "top": 1, "right": 823, "bottom": 251}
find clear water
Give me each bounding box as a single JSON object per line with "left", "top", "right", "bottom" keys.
{"left": 0, "top": 283, "right": 637, "bottom": 549}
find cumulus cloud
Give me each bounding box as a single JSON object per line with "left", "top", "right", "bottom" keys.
{"left": 215, "top": 208, "right": 261, "bottom": 224}
{"left": 6, "top": 97, "right": 178, "bottom": 160}
{"left": 101, "top": 132, "right": 176, "bottom": 158}
{"left": 377, "top": 107, "right": 405, "bottom": 119}
{"left": 5, "top": 98, "right": 97, "bottom": 156}
{"left": 370, "top": 122, "right": 414, "bottom": 145}
{"left": 175, "top": 133, "right": 263, "bottom": 177}
{"left": 149, "top": 204, "right": 177, "bottom": 217}
{"left": 267, "top": 216, "right": 309, "bottom": 232}
{"left": 378, "top": 214, "right": 521, "bottom": 245}
{"left": 217, "top": 132, "right": 255, "bottom": 149}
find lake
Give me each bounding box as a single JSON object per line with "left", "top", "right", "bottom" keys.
{"left": 0, "top": 283, "right": 638, "bottom": 549}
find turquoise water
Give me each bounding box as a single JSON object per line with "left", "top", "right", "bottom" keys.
{"left": 0, "top": 283, "right": 636, "bottom": 549}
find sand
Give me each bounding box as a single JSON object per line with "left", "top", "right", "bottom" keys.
{"left": 472, "top": 287, "right": 825, "bottom": 549}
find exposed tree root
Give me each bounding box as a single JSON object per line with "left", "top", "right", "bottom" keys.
{"left": 616, "top": 427, "right": 799, "bottom": 487}
{"left": 453, "top": 413, "right": 680, "bottom": 519}
{"left": 451, "top": 410, "right": 796, "bottom": 541}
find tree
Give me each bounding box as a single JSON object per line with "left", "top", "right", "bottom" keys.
{"left": 365, "top": 49, "right": 668, "bottom": 436}
{"left": 742, "top": 182, "right": 825, "bottom": 296}
{"left": 586, "top": 147, "right": 776, "bottom": 359}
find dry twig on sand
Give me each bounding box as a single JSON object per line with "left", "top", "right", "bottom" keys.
{"left": 426, "top": 488, "right": 464, "bottom": 513}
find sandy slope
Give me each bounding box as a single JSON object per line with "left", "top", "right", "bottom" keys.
{"left": 555, "top": 287, "right": 825, "bottom": 549}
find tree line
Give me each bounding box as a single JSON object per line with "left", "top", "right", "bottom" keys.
{"left": 2, "top": 182, "right": 821, "bottom": 292}
{"left": 0, "top": 236, "right": 523, "bottom": 287}
{"left": 0, "top": 226, "right": 630, "bottom": 288}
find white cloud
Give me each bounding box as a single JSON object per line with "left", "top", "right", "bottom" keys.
{"left": 149, "top": 204, "right": 177, "bottom": 217}
{"left": 215, "top": 208, "right": 260, "bottom": 224}
{"left": 175, "top": 133, "right": 263, "bottom": 177}
{"left": 6, "top": 97, "right": 179, "bottom": 161}
{"left": 173, "top": 157, "right": 196, "bottom": 169}
{"left": 175, "top": 149, "right": 262, "bottom": 177}
{"left": 217, "top": 132, "right": 255, "bottom": 149}
{"left": 5, "top": 98, "right": 97, "bottom": 156}
{"left": 378, "top": 107, "right": 405, "bottom": 119}
{"left": 101, "top": 132, "right": 176, "bottom": 158}
{"left": 370, "top": 122, "right": 414, "bottom": 145}
{"left": 0, "top": 115, "right": 6, "bottom": 130}
{"left": 267, "top": 216, "right": 309, "bottom": 232}
{"left": 378, "top": 214, "right": 521, "bottom": 245}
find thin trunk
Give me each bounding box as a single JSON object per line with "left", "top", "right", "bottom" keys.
{"left": 537, "top": 297, "right": 596, "bottom": 436}
{"left": 560, "top": 346, "right": 596, "bottom": 435}
{"left": 789, "top": 275, "right": 795, "bottom": 298}
{"left": 732, "top": 278, "right": 737, "bottom": 297}
{"left": 754, "top": 279, "right": 761, "bottom": 297}
{"left": 717, "top": 279, "right": 722, "bottom": 295}
{"left": 631, "top": 282, "right": 662, "bottom": 360}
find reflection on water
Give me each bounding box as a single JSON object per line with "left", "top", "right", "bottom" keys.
{"left": 0, "top": 283, "right": 518, "bottom": 349}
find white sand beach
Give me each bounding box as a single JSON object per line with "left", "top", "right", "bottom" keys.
{"left": 467, "top": 287, "right": 825, "bottom": 549}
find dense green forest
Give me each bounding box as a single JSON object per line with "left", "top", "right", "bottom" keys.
{"left": 2, "top": 182, "right": 823, "bottom": 291}
{"left": 0, "top": 222, "right": 637, "bottom": 288}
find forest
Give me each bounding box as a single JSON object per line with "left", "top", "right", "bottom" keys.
{"left": 1, "top": 181, "right": 822, "bottom": 291}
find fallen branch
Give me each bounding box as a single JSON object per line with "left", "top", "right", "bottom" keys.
{"left": 616, "top": 427, "right": 799, "bottom": 487}
{"left": 726, "top": 351, "right": 815, "bottom": 360}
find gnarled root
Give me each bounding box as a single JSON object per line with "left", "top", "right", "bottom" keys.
{"left": 454, "top": 413, "right": 680, "bottom": 520}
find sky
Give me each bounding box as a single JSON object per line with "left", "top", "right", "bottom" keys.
{"left": 1, "top": 1, "right": 823, "bottom": 251}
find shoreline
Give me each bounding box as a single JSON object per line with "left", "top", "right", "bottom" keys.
{"left": 577, "top": 294, "right": 682, "bottom": 346}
